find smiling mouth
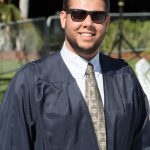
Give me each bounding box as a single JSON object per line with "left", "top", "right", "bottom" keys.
{"left": 80, "top": 33, "right": 96, "bottom": 39}
{"left": 82, "top": 33, "right": 94, "bottom": 36}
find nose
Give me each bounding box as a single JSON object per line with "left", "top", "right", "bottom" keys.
{"left": 83, "top": 15, "right": 94, "bottom": 27}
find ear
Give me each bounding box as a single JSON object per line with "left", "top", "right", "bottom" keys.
{"left": 105, "top": 16, "right": 110, "bottom": 32}
{"left": 60, "top": 11, "right": 67, "bottom": 29}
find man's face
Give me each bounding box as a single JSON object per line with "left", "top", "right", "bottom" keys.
{"left": 60, "top": 0, "right": 110, "bottom": 59}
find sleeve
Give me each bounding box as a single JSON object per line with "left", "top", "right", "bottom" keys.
{"left": 131, "top": 69, "right": 150, "bottom": 150}
{"left": 0, "top": 63, "right": 37, "bottom": 150}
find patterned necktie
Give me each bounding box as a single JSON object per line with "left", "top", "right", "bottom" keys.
{"left": 85, "top": 63, "right": 106, "bottom": 150}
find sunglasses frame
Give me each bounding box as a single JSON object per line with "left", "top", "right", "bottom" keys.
{"left": 65, "top": 9, "right": 107, "bottom": 24}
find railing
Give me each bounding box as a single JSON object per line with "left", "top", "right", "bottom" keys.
{"left": 0, "top": 17, "right": 48, "bottom": 71}
{"left": 0, "top": 17, "right": 48, "bottom": 101}
{"left": 46, "top": 15, "right": 64, "bottom": 52}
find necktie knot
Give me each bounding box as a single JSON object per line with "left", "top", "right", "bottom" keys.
{"left": 86, "top": 63, "right": 94, "bottom": 75}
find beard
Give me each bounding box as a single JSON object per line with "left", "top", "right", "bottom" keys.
{"left": 65, "top": 30, "right": 105, "bottom": 56}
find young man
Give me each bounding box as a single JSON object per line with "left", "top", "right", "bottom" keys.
{"left": 0, "top": 0, "right": 150, "bottom": 149}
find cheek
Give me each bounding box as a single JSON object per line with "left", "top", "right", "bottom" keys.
{"left": 66, "top": 19, "right": 81, "bottom": 32}
{"left": 97, "top": 26, "right": 107, "bottom": 36}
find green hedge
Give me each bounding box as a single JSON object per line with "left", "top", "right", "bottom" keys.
{"left": 101, "top": 19, "right": 150, "bottom": 52}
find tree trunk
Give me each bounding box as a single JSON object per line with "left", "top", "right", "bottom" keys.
{"left": 19, "top": 0, "right": 29, "bottom": 18}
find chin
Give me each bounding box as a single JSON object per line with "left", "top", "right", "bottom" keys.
{"left": 78, "top": 51, "right": 98, "bottom": 60}
{"left": 77, "top": 44, "right": 99, "bottom": 54}
{"left": 77, "top": 47, "right": 98, "bottom": 55}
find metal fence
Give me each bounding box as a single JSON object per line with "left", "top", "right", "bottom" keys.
{"left": 0, "top": 17, "right": 48, "bottom": 73}
{"left": 46, "top": 15, "right": 64, "bottom": 52}
{"left": 0, "top": 17, "right": 48, "bottom": 101}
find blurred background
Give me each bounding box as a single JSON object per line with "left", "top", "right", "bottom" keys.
{"left": 0, "top": 0, "right": 150, "bottom": 102}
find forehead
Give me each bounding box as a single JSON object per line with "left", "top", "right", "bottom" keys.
{"left": 68, "top": 0, "right": 106, "bottom": 11}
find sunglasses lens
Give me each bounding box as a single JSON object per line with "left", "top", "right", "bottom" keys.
{"left": 92, "top": 12, "right": 106, "bottom": 24}
{"left": 67, "top": 9, "right": 106, "bottom": 24}
{"left": 71, "top": 10, "right": 87, "bottom": 22}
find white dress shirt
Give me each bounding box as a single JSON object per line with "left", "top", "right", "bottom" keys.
{"left": 60, "top": 43, "right": 104, "bottom": 105}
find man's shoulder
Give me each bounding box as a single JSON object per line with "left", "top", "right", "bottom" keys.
{"left": 13, "top": 52, "right": 61, "bottom": 81}
{"left": 30, "top": 51, "right": 72, "bottom": 82}
{"left": 33, "top": 51, "right": 60, "bottom": 67}
{"left": 99, "top": 53, "right": 131, "bottom": 74}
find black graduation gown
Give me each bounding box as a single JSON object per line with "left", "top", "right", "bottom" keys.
{"left": 0, "top": 52, "right": 150, "bottom": 150}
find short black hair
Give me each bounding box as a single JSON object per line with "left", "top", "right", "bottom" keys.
{"left": 63, "top": 0, "right": 110, "bottom": 14}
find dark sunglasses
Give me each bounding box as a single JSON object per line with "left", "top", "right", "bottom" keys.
{"left": 65, "top": 9, "right": 107, "bottom": 24}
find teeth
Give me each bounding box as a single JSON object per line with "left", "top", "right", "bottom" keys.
{"left": 82, "top": 33, "right": 93, "bottom": 37}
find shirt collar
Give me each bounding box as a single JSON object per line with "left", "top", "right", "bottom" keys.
{"left": 61, "top": 43, "right": 87, "bottom": 78}
{"left": 90, "top": 52, "right": 101, "bottom": 73}
{"left": 61, "top": 43, "right": 101, "bottom": 78}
